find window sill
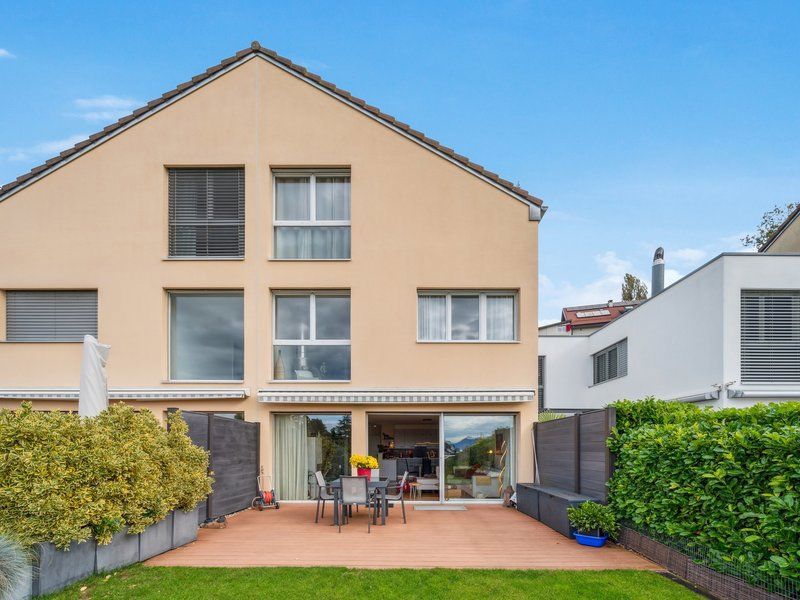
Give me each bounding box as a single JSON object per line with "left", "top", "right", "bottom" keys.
{"left": 163, "top": 380, "right": 246, "bottom": 384}
{"left": 268, "top": 258, "right": 351, "bottom": 262}
{"left": 416, "top": 340, "right": 521, "bottom": 344}
{"left": 268, "top": 380, "right": 352, "bottom": 384}
{"left": 0, "top": 340, "right": 84, "bottom": 344}
{"left": 163, "top": 257, "right": 245, "bottom": 261}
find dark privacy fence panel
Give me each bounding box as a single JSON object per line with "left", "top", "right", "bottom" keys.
{"left": 168, "top": 168, "right": 245, "bottom": 258}
{"left": 6, "top": 290, "right": 98, "bottom": 341}
{"left": 178, "top": 410, "right": 259, "bottom": 522}
{"left": 534, "top": 407, "right": 615, "bottom": 501}
{"left": 535, "top": 417, "right": 578, "bottom": 491}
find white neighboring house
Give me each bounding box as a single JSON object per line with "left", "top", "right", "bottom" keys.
{"left": 539, "top": 253, "right": 800, "bottom": 410}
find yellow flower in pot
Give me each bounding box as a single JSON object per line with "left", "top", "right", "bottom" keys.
{"left": 349, "top": 454, "right": 378, "bottom": 480}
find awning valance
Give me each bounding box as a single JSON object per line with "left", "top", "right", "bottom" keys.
{"left": 0, "top": 387, "right": 249, "bottom": 401}
{"left": 257, "top": 389, "right": 535, "bottom": 404}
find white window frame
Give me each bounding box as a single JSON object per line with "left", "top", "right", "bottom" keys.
{"left": 272, "top": 290, "right": 351, "bottom": 382}
{"left": 272, "top": 170, "right": 351, "bottom": 260}
{"left": 592, "top": 339, "right": 628, "bottom": 385}
{"left": 417, "top": 290, "right": 519, "bottom": 343}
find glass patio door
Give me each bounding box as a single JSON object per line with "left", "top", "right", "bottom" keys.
{"left": 441, "top": 415, "right": 514, "bottom": 501}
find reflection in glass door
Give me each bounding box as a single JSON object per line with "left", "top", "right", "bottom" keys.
{"left": 442, "top": 415, "right": 514, "bottom": 501}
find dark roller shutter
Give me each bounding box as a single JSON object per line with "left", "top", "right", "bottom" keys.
{"left": 6, "top": 291, "right": 98, "bottom": 341}
{"left": 168, "top": 168, "right": 244, "bottom": 257}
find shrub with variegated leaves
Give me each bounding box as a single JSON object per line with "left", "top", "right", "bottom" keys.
{"left": 0, "top": 403, "right": 211, "bottom": 549}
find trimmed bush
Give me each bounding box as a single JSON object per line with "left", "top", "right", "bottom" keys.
{"left": 0, "top": 403, "right": 211, "bottom": 549}
{"left": 608, "top": 398, "right": 800, "bottom": 579}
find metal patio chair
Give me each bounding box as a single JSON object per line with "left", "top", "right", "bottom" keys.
{"left": 314, "top": 471, "right": 335, "bottom": 523}
{"left": 383, "top": 471, "right": 409, "bottom": 524}
{"left": 339, "top": 476, "right": 372, "bottom": 533}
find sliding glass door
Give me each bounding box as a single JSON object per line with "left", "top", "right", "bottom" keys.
{"left": 442, "top": 415, "right": 514, "bottom": 501}
{"left": 273, "top": 413, "right": 351, "bottom": 500}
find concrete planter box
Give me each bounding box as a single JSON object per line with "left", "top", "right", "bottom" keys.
{"left": 96, "top": 527, "right": 140, "bottom": 573}
{"left": 33, "top": 539, "right": 97, "bottom": 596}
{"left": 172, "top": 508, "right": 199, "bottom": 548}
{"left": 139, "top": 511, "right": 174, "bottom": 561}
{"left": 12, "top": 507, "right": 199, "bottom": 599}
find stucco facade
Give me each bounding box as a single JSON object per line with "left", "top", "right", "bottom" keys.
{"left": 540, "top": 254, "right": 800, "bottom": 411}
{"left": 0, "top": 47, "right": 540, "bottom": 497}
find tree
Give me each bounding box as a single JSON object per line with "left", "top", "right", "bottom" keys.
{"left": 621, "top": 273, "right": 648, "bottom": 301}
{"left": 741, "top": 202, "right": 798, "bottom": 249}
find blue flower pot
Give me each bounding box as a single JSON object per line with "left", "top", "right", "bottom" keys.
{"left": 574, "top": 532, "right": 608, "bottom": 547}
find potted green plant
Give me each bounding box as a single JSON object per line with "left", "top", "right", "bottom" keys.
{"left": 349, "top": 454, "right": 379, "bottom": 480}
{"left": 567, "top": 501, "right": 618, "bottom": 547}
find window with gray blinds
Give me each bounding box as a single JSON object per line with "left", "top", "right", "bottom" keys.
{"left": 593, "top": 339, "right": 628, "bottom": 384}
{"left": 741, "top": 290, "right": 800, "bottom": 384}
{"left": 538, "top": 355, "right": 545, "bottom": 410}
{"left": 6, "top": 291, "right": 98, "bottom": 341}
{"left": 168, "top": 168, "right": 244, "bottom": 257}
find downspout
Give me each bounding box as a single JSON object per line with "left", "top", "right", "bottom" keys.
{"left": 670, "top": 390, "right": 720, "bottom": 403}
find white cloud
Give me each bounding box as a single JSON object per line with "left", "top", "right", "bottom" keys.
{"left": 70, "top": 95, "right": 141, "bottom": 122}
{"left": 671, "top": 247, "right": 707, "bottom": 265}
{"left": 539, "top": 251, "right": 637, "bottom": 322}
{"left": 0, "top": 134, "right": 89, "bottom": 162}
{"left": 0, "top": 49, "right": 15, "bottom": 59}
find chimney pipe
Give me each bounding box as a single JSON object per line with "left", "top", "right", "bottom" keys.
{"left": 652, "top": 247, "right": 665, "bottom": 296}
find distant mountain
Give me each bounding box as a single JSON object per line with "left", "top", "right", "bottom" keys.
{"left": 453, "top": 436, "right": 481, "bottom": 451}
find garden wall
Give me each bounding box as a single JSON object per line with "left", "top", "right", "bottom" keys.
{"left": 11, "top": 508, "right": 198, "bottom": 599}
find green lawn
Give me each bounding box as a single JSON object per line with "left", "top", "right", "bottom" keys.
{"left": 46, "top": 565, "right": 699, "bottom": 599}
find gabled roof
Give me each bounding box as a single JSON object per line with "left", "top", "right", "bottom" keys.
{"left": 759, "top": 204, "right": 800, "bottom": 252}
{"left": 0, "top": 41, "right": 544, "bottom": 215}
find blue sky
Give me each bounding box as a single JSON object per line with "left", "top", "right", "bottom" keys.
{"left": 2, "top": 1, "right": 799, "bottom": 323}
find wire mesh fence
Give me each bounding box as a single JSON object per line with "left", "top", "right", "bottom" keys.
{"left": 620, "top": 522, "right": 799, "bottom": 600}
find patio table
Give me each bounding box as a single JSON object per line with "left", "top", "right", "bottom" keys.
{"left": 329, "top": 477, "right": 391, "bottom": 526}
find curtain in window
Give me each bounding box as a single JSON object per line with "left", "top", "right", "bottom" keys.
{"left": 316, "top": 177, "right": 350, "bottom": 220}
{"left": 486, "top": 295, "right": 515, "bottom": 340}
{"left": 275, "top": 226, "right": 350, "bottom": 259}
{"left": 274, "top": 414, "right": 309, "bottom": 500}
{"left": 418, "top": 296, "right": 447, "bottom": 340}
{"left": 276, "top": 177, "right": 310, "bottom": 220}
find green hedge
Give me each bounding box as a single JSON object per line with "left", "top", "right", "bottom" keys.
{"left": 0, "top": 403, "right": 212, "bottom": 549}
{"left": 608, "top": 398, "right": 800, "bottom": 579}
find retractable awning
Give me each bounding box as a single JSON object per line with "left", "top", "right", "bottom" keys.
{"left": 257, "top": 389, "right": 535, "bottom": 404}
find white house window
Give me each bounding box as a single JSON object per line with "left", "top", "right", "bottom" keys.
{"left": 169, "top": 291, "right": 244, "bottom": 381}
{"left": 168, "top": 168, "right": 245, "bottom": 258}
{"left": 273, "top": 172, "right": 351, "bottom": 259}
{"left": 5, "top": 291, "right": 97, "bottom": 342}
{"left": 593, "top": 339, "right": 628, "bottom": 385}
{"left": 417, "top": 292, "right": 517, "bottom": 342}
{"left": 741, "top": 290, "right": 800, "bottom": 384}
{"left": 273, "top": 292, "right": 351, "bottom": 380}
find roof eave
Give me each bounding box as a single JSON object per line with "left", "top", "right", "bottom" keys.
{"left": 0, "top": 42, "right": 545, "bottom": 216}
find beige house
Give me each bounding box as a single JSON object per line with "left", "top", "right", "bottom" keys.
{"left": 0, "top": 42, "right": 543, "bottom": 503}
{"left": 760, "top": 205, "right": 800, "bottom": 252}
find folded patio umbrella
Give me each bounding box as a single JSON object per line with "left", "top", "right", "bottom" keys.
{"left": 78, "top": 334, "right": 111, "bottom": 417}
